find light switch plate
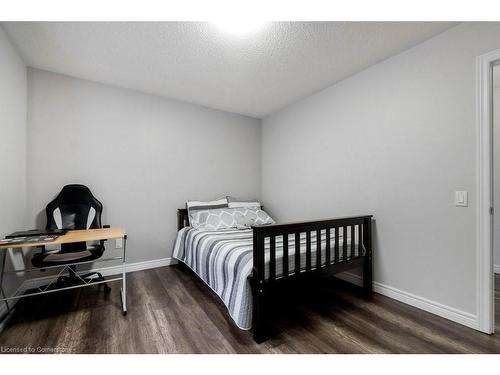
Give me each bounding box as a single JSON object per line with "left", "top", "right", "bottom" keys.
{"left": 455, "top": 191, "right": 468, "bottom": 207}
{"left": 115, "top": 238, "right": 123, "bottom": 249}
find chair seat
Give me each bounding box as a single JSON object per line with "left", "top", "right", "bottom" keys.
{"left": 31, "top": 244, "right": 105, "bottom": 268}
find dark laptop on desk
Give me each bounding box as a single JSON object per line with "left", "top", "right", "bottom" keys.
{"left": 6, "top": 229, "right": 67, "bottom": 238}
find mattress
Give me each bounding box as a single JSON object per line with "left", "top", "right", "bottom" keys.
{"left": 173, "top": 227, "right": 363, "bottom": 330}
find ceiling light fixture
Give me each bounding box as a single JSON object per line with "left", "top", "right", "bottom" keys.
{"left": 213, "top": 20, "right": 265, "bottom": 35}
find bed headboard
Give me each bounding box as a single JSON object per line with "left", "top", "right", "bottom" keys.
{"left": 177, "top": 209, "right": 189, "bottom": 231}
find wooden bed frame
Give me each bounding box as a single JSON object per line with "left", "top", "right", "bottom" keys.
{"left": 177, "top": 208, "right": 373, "bottom": 343}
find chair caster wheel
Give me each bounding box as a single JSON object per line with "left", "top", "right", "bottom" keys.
{"left": 122, "top": 311, "right": 127, "bottom": 316}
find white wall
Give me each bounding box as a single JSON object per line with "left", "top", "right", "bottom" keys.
{"left": 494, "top": 75, "right": 500, "bottom": 271}
{"left": 0, "top": 27, "right": 27, "bottom": 299}
{"left": 262, "top": 22, "right": 500, "bottom": 318}
{"left": 27, "top": 69, "right": 262, "bottom": 263}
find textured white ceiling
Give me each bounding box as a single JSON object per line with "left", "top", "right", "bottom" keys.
{"left": 3, "top": 22, "right": 457, "bottom": 118}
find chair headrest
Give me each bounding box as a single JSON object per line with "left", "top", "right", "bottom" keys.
{"left": 57, "top": 184, "right": 99, "bottom": 204}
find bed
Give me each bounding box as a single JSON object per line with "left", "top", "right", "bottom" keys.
{"left": 174, "top": 208, "right": 373, "bottom": 343}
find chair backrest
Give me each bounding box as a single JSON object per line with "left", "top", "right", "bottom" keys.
{"left": 46, "top": 184, "right": 103, "bottom": 252}
{"left": 46, "top": 184, "right": 103, "bottom": 230}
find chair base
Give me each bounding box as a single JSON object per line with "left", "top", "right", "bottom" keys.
{"left": 55, "top": 271, "right": 111, "bottom": 293}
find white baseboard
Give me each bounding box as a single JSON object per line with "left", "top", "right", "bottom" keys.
{"left": 14, "top": 257, "right": 178, "bottom": 289}
{"left": 0, "top": 257, "right": 177, "bottom": 328}
{"left": 93, "top": 257, "right": 177, "bottom": 277}
{"left": 339, "top": 272, "right": 479, "bottom": 330}
{"left": 494, "top": 264, "right": 500, "bottom": 274}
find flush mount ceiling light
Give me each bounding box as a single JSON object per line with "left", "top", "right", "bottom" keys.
{"left": 212, "top": 20, "right": 265, "bottom": 35}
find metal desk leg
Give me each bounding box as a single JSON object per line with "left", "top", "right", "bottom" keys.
{"left": 0, "top": 249, "right": 12, "bottom": 316}
{"left": 120, "top": 235, "right": 127, "bottom": 316}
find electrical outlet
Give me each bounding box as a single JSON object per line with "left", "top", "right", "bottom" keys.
{"left": 115, "top": 238, "right": 123, "bottom": 249}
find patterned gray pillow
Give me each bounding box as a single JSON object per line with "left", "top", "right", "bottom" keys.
{"left": 190, "top": 207, "right": 274, "bottom": 230}
{"left": 235, "top": 208, "right": 274, "bottom": 228}
{"left": 190, "top": 208, "right": 237, "bottom": 230}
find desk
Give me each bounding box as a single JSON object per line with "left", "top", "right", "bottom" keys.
{"left": 0, "top": 228, "right": 127, "bottom": 321}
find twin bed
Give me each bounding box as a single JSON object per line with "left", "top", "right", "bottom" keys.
{"left": 173, "top": 202, "right": 373, "bottom": 343}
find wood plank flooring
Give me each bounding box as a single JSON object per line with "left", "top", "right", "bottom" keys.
{"left": 0, "top": 266, "right": 499, "bottom": 353}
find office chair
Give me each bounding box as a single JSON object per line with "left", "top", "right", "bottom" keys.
{"left": 31, "top": 184, "right": 111, "bottom": 292}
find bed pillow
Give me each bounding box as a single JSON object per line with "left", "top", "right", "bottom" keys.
{"left": 190, "top": 207, "right": 275, "bottom": 230}
{"left": 186, "top": 198, "right": 228, "bottom": 216}
{"left": 189, "top": 207, "right": 237, "bottom": 230}
{"left": 232, "top": 208, "right": 274, "bottom": 229}
{"left": 226, "top": 196, "right": 261, "bottom": 209}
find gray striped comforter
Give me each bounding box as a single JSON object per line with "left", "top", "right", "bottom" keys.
{"left": 173, "top": 227, "right": 362, "bottom": 330}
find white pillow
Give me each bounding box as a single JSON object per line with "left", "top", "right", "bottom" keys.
{"left": 226, "top": 196, "right": 261, "bottom": 209}
{"left": 186, "top": 198, "right": 228, "bottom": 216}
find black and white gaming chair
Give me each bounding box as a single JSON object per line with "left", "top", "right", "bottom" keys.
{"left": 31, "top": 184, "right": 110, "bottom": 291}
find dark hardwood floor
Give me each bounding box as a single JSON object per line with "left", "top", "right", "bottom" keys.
{"left": 0, "top": 266, "right": 499, "bottom": 353}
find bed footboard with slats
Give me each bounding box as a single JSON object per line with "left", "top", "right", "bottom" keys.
{"left": 250, "top": 215, "right": 373, "bottom": 342}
